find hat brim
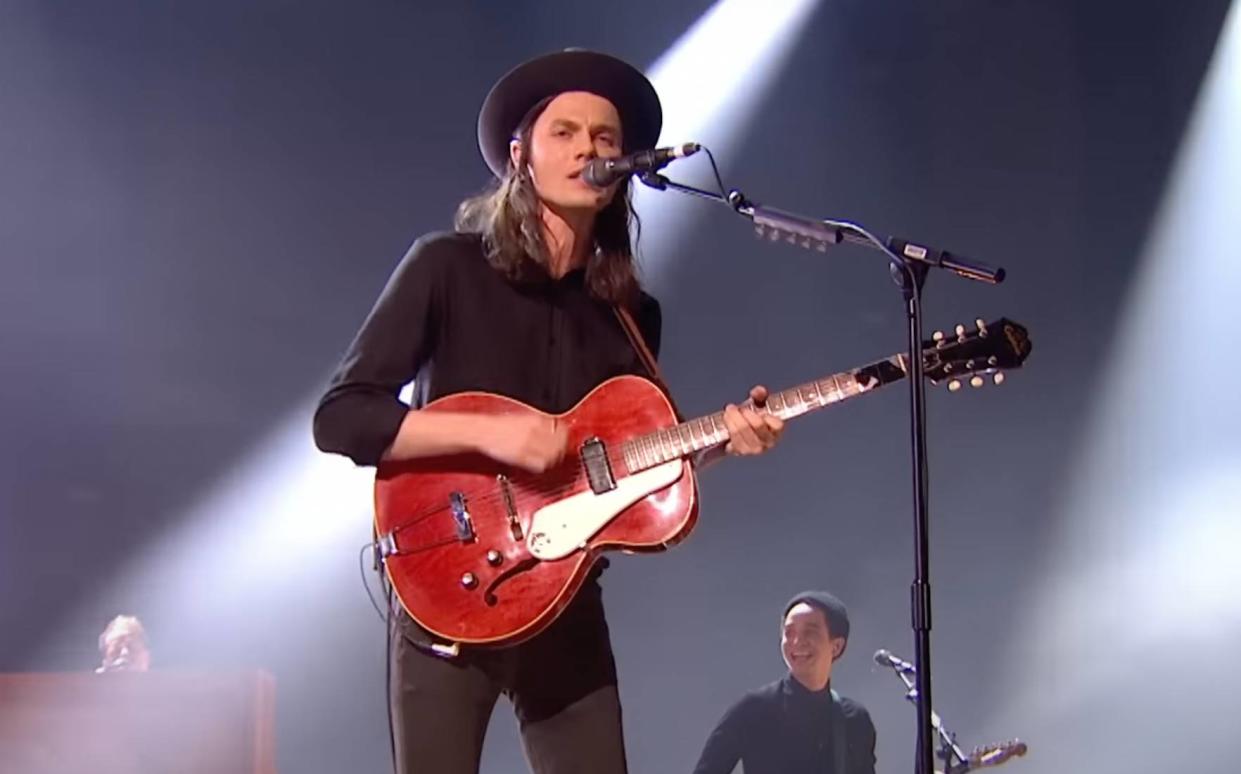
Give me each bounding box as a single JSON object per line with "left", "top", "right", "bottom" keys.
{"left": 477, "top": 49, "right": 663, "bottom": 178}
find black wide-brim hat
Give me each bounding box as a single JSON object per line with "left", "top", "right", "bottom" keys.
{"left": 477, "top": 49, "right": 663, "bottom": 177}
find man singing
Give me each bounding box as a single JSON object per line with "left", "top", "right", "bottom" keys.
{"left": 314, "top": 49, "right": 785, "bottom": 774}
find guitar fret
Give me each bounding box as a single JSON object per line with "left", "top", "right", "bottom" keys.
{"left": 822, "top": 376, "right": 842, "bottom": 403}
{"left": 807, "top": 381, "right": 823, "bottom": 408}
{"left": 687, "top": 421, "right": 703, "bottom": 451}
{"left": 833, "top": 374, "right": 850, "bottom": 400}
{"left": 657, "top": 429, "right": 672, "bottom": 462}
{"left": 782, "top": 388, "right": 805, "bottom": 418}
{"left": 817, "top": 378, "right": 833, "bottom": 403}
{"left": 796, "top": 387, "right": 811, "bottom": 413}
{"left": 700, "top": 416, "right": 718, "bottom": 446}
{"left": 767, "top": 391, "right": 784, "bottom": 416}
{"left": 693, "top": 418, "right": 708, "bottom": 449}
{"left": 774, "top": 391, "right": 790, "bottom": 417}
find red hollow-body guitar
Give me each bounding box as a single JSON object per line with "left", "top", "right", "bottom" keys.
{"left": 375, "top": 318, "right": 1031, "bottom": 646}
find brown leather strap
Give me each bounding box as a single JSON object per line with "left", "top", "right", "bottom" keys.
{"left": 613, "top": 305, "right": 683, "bottom": 420}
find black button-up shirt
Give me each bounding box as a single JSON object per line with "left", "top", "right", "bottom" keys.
{"left": 313, "top": 231, "right": 662, "bottom": 466}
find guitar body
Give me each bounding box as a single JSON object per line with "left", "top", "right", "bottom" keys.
{"left": 372, "top": 317, "right": 1032, "bottom": 648}
{"left": 375, "top": 375, "right": 699, "bottom": 647}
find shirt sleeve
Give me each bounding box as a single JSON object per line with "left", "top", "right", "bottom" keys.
{"left": 691, "top": 697, "right": 750, "bottom": 774}
{"left": 312, "top": 234, "right": 449, "bottom": 466}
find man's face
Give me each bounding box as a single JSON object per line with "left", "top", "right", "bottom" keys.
{"left": 100, "top": 628, "right": 151, "bottom": 672}
{"left": 511, "top": 91, "right": 625, "bottom": 212}
{"left": 781, "top": 602, "right": 845, "bottom": 688}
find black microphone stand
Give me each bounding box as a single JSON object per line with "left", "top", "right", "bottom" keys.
{"left": 640, "top": 170, "right": 1005, "bottom": 774}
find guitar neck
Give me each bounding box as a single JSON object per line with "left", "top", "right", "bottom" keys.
{"left": 621, "top": 353, "right": 910, "bottom": 472}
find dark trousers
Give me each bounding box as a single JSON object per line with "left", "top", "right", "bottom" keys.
{"left": 390, "top": 584, "right": 628, "bottom": 774}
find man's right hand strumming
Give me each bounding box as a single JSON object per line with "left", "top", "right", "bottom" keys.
{"left": 382, "top": 409, "right": 567, "bottom": 474}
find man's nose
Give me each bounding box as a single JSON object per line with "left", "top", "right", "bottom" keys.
{"left": 574, "top": 134, "right": 597, "bottom": 160}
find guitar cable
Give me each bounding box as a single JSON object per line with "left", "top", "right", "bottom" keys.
{"left": 362, "top": 539, "right": 470, "bottom": 773}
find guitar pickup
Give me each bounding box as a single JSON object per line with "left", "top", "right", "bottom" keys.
{"left": 580, "top": 437, "right": 616, "bottom": 494}
{"left": 448, "top": 491, "right": 475, "bottom": 542}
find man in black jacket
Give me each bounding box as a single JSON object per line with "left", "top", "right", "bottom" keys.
{"left": 693, "top": 591, "right": 877, "bottom": 774}
{"left": 313, "top": 49, "right": 784, "bottom": 774}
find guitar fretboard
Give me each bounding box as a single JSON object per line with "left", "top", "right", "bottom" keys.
{"left": 620, "top": 355, "right": 908, "bottom": 473}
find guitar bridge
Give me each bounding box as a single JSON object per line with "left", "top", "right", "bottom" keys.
{"left": 580, "top": 437, "right": 616, "bottom": 494}
{"left": 448, "top": 491, "right": 475, "bottom": 542}
{"left": 497, "top": 474, "right": 522, "bottom": 540}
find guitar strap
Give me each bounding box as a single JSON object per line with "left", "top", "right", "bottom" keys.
{"left": 831, "top": 688, "right": 848, "bottom": 774}
{"left": 612, "top": 305, "right": 684, "bottom": 422}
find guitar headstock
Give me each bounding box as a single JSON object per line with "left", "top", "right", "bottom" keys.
{"left": 922, "top": 317, "right": 1032, "bottom": 391}
{"left": 968, "top": 739, "right": 1028, "bottom": 769}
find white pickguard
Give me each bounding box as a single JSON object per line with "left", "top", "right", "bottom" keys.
{"left": 526, "top": 461, "right": 684, "bottom": 561}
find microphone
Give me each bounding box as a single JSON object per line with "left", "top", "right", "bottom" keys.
{"left": 582, "top": 143, "right": 701, "bottom": 188}
{"left": 873, "top": 648, "right": 916, "bottom": 673}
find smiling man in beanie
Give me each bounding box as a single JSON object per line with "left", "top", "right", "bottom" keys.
{"left": 692, "top": 591, "right": 878, "bottom": 774}
{"left": 313, "top": 49, "right": 785, "bottom": 774}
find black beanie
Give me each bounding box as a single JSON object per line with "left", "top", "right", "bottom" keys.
{"left": 783, "top": 591, "right": 851, "bottom": 645}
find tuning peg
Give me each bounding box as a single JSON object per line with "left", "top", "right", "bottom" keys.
{"left": 993, "top": 372, "right": 1005, "bottom": 385}
{"left": 970, "top": 375, "right": 984, "bottom": 388}
{"left": 975, "top": 318, "right": 988, "bottom": 336}
{"left": 955, "top": 324, "right": 967, "bottom": 339}
{"left": 948, "top": 379, "right": 962, "bottom": 392}
{"left": 932, "top": 330, "right": 944, "bottom": 342}
{"left": 988, "top": 356, "right": 998, "bottom": 367}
